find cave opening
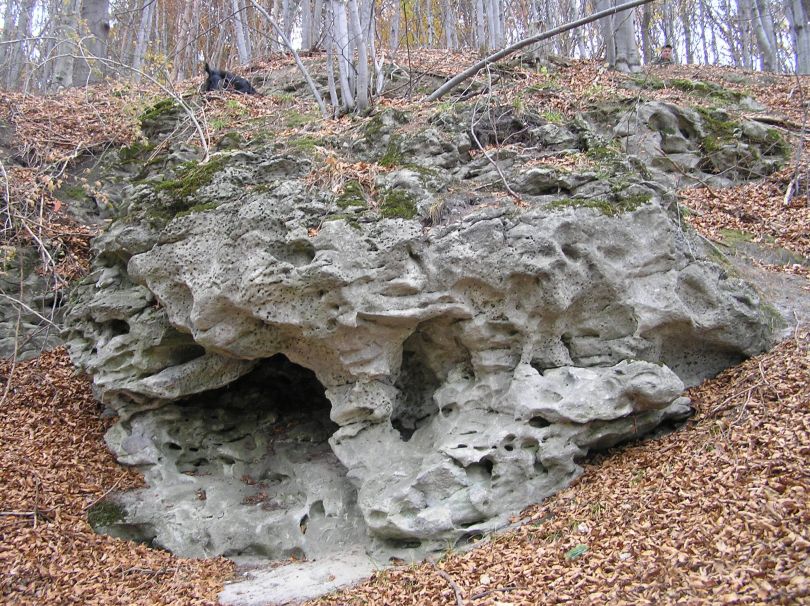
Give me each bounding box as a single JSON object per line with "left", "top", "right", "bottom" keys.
{"left": 102, "top": 353, "right": 369, "bottom": 561}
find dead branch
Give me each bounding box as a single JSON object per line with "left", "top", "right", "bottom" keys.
{"left": 427, "top": 0, "right": 656, "bottom": 101}
{"left": 434, "top": 568, "right": 464, "bottom": 606}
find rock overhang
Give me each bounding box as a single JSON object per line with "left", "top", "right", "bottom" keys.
{"left": 64, "top": 97, "right": 783, "bottom": 562}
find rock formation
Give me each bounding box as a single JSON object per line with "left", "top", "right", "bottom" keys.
{"left": 64, "top": 92, "right": 784, "bottom": 561}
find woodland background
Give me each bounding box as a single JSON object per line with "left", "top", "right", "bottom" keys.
{"left": 0, "top": 0, "right": 807, "bottom": 107}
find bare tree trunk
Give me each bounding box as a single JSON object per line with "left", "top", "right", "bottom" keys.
{"left": 640, "top": 1, "right": 652, "bottom": 64}
{"left": 73, "top": 0, "right": 110, "bottom": 85}
{"left": 50, "top": 0, "right": 81, "bottom": 90}
{"left": 787, "top": 0, "right": 810, "bottom": 73}
{"left": 475, "top": 0, "right": 487, "bottom": 52}
{"left": 331, "top": 0, "right": 355, "bottom": 110}
{"left": 391, "top": 0, "right": 400, "bottom": 50}
{"left": 326, "top": 38, "right": 339, "bottom": 113}
{"left": 131, "top": 0, "right": 154, "bottom": 81}
{"left": 347, "top": 0, "right": 369, "bottom": 110}
{"left": 737, "top": 0, "right": 754, "bottom": 69}
{"left": 751, "top": 0, "right": 777, "bottom": 71}
{"left": 302, "top": 0, "right": 314, "bottom": 49}
{"left": 486, "top": 0, "right": 497, "bottom": 50}
{"left": 2, "top": 0, "right": 36, "bottom": 90}
{"left": 232, "top": 0, "right": 251, "bottom": 64}
{"left": 699, "top": 0, "right": 711, "bottom": 63}
{"left": 441, "top": 0, "right": 457, "bottom": 49}
{"left": 680, "top": 3, "right": 694, "bottom": 64}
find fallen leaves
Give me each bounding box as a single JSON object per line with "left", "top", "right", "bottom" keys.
{"left": 682, "top": 165, "right": 810, "bottom": 260}
{"left": 0, "top": 349, "right": 234, "bottom": 605}
{"left": 311, "top": 329, "right": 810, "bottom": 606}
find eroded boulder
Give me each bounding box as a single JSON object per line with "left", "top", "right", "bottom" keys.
{"left": 61, "top": 89, "right": 789, "bottom": 563}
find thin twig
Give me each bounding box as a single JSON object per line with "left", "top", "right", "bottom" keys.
{"left": 472, "top": 585, "right": 519, "bottom": 600}
{"left": 434, "top": 568, "right": 464, "bottom": 606}
{"left": 469, "top": 68, "right": 523, "bottom": 205}
{"left": 83, "top": 477, "right": 126, "bottom": 512}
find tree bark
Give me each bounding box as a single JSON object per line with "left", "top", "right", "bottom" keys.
{"left": 347, "top": 0, "right": 369, "bottom": 110}
{"left": 131, "top": 0, "right": 154, "bottom": 81}
{"left": 232, "top": 0, "right": 251, "bottom": 64}
{"left": 73, "top": 0, "right": 110, "bottom": 85}
{"left": 50, "top": 0, "right": 82, "bottom": 90}
{"left": 788, "top": 0, "right": 810, "bottom": 73}
{"left": 751, "top": 0, "right": 777, "bottom": 71}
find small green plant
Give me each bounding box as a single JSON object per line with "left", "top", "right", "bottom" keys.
{"left": 565, "top": 544, "right": 589, "bottom": 560}
{"left": 210, "top": 117, "right": 229, "bottom": 130}
{"left": 541, "top": 110, "right": 564, "bottom": 124}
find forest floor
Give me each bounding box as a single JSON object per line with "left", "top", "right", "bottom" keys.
{"left": 1, "top": 54, "right": 809, "bottom": 605}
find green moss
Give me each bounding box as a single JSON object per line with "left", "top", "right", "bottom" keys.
{"left": 630, "top": 74, "right": 666, "bottom": 90}
{"left": 718, "top": 228, "right": 755, "bottom": 246}
{"left": 364, "top": 109, "right": 408, "bottom": 139}
{"left": 379, "top": 136, "right": 403, "bottom": 168}
{"left": 764, "top": 129, "right": 791, "bottom": 158}
{"left": 379, "top": 189, "right": 417, "bottom": 219}
{"left": 153, "top": 156, "right": 227, "bottom": 200}
{"left": 336, "top": 180, "right": 368, "bottom": 208}
{"left": 87, "top": 500, "right": 126, "bottom": 529}
{"left": 58, "top": 184, "right": 86, "bottom": 200}
{"left": 118, "top": 140, "right": 155, "bottom": 162}
{"left": 547, "top": 193, "right": 651, "bottom": 216}
{"left": 289, "top": 136, "right": 322, "bottom": 153}
{"left": 761, "top": 302, "right": 787, "bottom": 334}
{"left": 668, "top": 78, "right": 743, "bottom": 102}
{"left": 695, "top": 108, "right": 738, "bottom": 153}
{"left": 216, "top": 131, "right": 244, "bottom": 150}
{"left": 585, "top": 142, "right": 621, "bottom": 162}
{"left": 284, "top": 109, "right": 319, "bottom": 128}
{"left": 139, "top": 98, "right": 178, "bottom": 123}
{"left": 541, "top": 110, "right": 564, "bottom": 124}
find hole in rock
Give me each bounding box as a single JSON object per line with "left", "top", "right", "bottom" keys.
{"left": 391, "top": 329, "right": 443, "bottom": 442}
{"left": 465, "top": 457, "right": 495, "bottom": 483}
{"left": 529, "top": 415, "right": 552, "bottom": 428}
{"left": 107, "top": 319, "right": 130, "bottom": 336}
{"left": 109, "top": 354, "right": 371, "bottom": 561}
{"left": 455, "top": 532, "right": 485, "bottom": 549}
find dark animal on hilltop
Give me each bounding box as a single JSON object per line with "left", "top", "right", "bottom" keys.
{"left": 203, "top": 63, "right": 258, "bottom": 94}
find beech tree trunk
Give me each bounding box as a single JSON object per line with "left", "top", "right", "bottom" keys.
{"left": 787, "top": 0, "right": 810, "bottom": 73}
{"left": 73, "top": 0, "right": 110, "bottom": 85}
{"left": 232, "top": 0, "right": 251, "bottom": 64}
{"left": 50, "top": 0, "right": 82, "bottom": 90}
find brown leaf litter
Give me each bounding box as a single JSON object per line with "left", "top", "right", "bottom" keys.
{"left": 1, "top": 56, "right": 808, "bottom": 605}
{"left": 0, "top": 349, "right": 234, "bottom": 605}
{"left": 312, "top": 329, "right": 809, "bottom": 606}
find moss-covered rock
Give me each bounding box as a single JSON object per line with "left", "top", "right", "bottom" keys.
{"left": 87, "top": 500, "right": 127, "bottom": 529}
{"left": 379, "top": 189, "right": 417, "bottom": 219}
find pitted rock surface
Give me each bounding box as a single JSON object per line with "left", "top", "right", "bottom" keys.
{"left": 64, "top": 98, "right": 783, "bottom": 562}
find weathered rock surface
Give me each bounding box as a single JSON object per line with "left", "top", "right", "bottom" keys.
{"left": 64, "top": 95, "right": 784, "bottom": 563}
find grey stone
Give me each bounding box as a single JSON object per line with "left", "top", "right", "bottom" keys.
{"left": 58, "top": 95, "right": 788, "bottom": 572}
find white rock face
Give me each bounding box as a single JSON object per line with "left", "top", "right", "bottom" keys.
{"left": 65, "top": 102, "right": 780, "bottom": 561}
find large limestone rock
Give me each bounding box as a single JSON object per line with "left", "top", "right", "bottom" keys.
{"left": 65, "top": 98, "right": 782, "bottom": 562}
